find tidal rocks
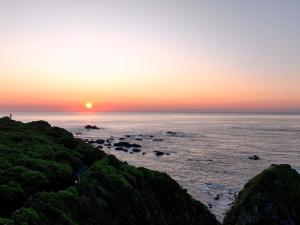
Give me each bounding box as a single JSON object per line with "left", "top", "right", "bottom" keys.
{"left": 154, "top": 151, "right": 165, "bottom": 156}
{"left": 132, "top": 148, "right": 141, "bottom": 153}
{"left": 153, "top": 138, "right": 163, "bottom": 142}
{"left": 166, "top": 131, "right": 177, "bottom": 135}
{"left": 86, "top": 139, "right": 105, "bottom": 145}
{"left": 223, "top": 164, "right": 300, "bottom": 225}
{"left": 248, "top": 155, "right": 260, "bottom": 160}
{"left": 114, "top": 142, "right": 141, "bottom": 148}
{"left": 85, "top": 125, "right": 100, "bottom": 129}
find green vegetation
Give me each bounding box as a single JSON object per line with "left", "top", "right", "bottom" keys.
{"left": 0, "top": 117, "right": 220, "bottom": 225}
{"left": 223, "top": 164, "right": 300, "bottom": 225}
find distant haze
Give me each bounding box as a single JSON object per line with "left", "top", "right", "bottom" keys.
{"left": 0, "top": 0, "right": 299, "bottom": 112}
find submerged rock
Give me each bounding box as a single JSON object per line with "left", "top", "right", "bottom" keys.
{"left": 248, "top": 155, "right": 260, "bottom": 160}
{"left": 223, "top": 164, "right": 300, "bottom": 225}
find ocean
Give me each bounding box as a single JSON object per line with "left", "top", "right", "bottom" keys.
{"left": 3, "top": 112, "right": 300, "bottom": 221}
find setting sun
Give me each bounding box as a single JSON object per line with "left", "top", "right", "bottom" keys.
{"left": 85, "top": 102, "right": 93, "bottom": 109}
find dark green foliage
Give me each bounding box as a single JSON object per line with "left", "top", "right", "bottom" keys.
{"left": 0, "top": 117, "right": 220, "bottom": 225}
{"left": 223, "top": 164, "right": 300, "bottom": 225}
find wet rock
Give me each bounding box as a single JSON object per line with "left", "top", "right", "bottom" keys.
{"left": 214, "top": 194, "right": 220, "bottom": 200}
{"left": 94, "top": 139, "right": 105, "bottom": 144}
{"left": 249, "top": 155, "right": 260, "bottom": 160}
{"left": 153, "top": 138, "right": 163, "bottom": 142}
{"left": 131, "top": 143, "right": 141, "bottom": 148}
{"left": 132, "top": 148, "right": 141, "bottom": 153}
{"left": 154, "top": 151, "right": 165, "bottom": 156}
{"left": 114, "top": 142, "right": 141, "bottom": 148}
{"left": 85, "top": 125, "right": 100, "bottom": 129}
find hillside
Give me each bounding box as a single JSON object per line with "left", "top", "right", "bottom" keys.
{"left": 0, "top": 117, "right": 220, "bottom": 225}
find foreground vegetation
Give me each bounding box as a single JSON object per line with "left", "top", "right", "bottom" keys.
{"left": 0, "top": 117, "right": 299, "bottom": 225}
{"left": 0, "top": 117, "right": 219, "bottom": 225}
{"left": 224, "top": 164, "right": 300, "bottom": 225}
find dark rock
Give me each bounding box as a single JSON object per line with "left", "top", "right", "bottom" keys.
{"left": 85, "top": 125, "right": 100, "bottom": 129}
{"left": 166, "top": 131, "right": 176, "bottom": 135}
{"left": 115, "top": 147, "right": 124, "bottom": 151}
{"left": 142, "top": 152, "right": 146, "bottom": 155}
{"left": 249, "top": 155, "right": 260, "bottom": 160}
{"left": 214, "top": 194, "right": 220, "bottom": 200}
{"left": 131, "top": 143, "right": 141, "bottom": 148}
{"left": 94, "top": 139, "right": 105, "bottom": 144}
{"left": 119, "top": 137, "right": 125, "bottom": 140}
{"left": 166, "top": 153, "right": 170, "bottom": 155}
{"left": 99, "top": 146, "right": 103, "bottom": 149}
{"left": 125, "top": 135, "right": 131, "bottom": 138}
{"left": 114, "top": 142, "right": 141, "bottom": 148}
{"left": 135, "top": 138, "right": 143, "bottom": 141}
{"left": 208, "top": 203, "right": 212, "bottom": 209}
{"left": 132, "top": 148, "right": 141, "bottom": 153}
{"left": 223, "top": 164, "right": 300, "bottom": 225}
{"left": 154, "top": 151, "right": 165, "bottom": 156}
{"left": 153, "top": 138, "right": 163, "bottom": 142}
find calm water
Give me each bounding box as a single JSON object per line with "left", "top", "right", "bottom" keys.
{"left": 3, "top": 112, "right": 300, "bottom": 221}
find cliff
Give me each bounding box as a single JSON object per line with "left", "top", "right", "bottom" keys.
{"left": 223, "top": 164, "right": 300, "bottom": 225}
{"left": 0, "top": 117, "right": 220, "bottom": 225}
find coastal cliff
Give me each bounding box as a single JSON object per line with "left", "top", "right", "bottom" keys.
{"left": 0, "top": 117, "right": 219, "bottom": 225}
{"left": 223, "top": 164, "right": 300, "bottom": 225}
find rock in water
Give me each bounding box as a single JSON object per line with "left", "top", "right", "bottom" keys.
{"left": 85, "top": 125, "right": 100, "bottom": 129}
{"left": 223, "top": 164, "right": 300, "bottom": 225}
{"left": 248, "top": 155, "right": 260, "bottom": 160}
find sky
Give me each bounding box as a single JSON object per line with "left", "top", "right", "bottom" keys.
{"left": 0, "top": 0, "right": 299, "bottom": 112}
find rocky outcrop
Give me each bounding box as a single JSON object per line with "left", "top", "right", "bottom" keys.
{"left": 223, "top": 164, "right": 300, "bottom": 225}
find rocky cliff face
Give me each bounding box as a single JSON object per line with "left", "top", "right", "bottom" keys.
{"left": 0, "top": 117, "right": 220, "bottom": 225}
{"left": 223, "top": 164, "right": 300, "bottom": 225}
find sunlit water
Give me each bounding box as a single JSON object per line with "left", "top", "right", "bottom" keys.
{"left": 3, "top": 112, "right": 300, "bottom": 221}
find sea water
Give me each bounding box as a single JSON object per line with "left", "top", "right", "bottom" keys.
{"left": 3, "top": 112, "right": 300, "bottom": 221}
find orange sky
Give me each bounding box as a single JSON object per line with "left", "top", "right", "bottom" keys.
{"left": 0, "top": 1, "right": 299, "bottom": 112}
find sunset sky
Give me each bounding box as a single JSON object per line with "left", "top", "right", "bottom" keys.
{"left": 0, "top": 0, "right": 299, "bottom": 112}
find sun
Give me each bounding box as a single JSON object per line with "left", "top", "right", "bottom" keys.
{"left": 85, "top": 102, "right": 93, "bottom": 109}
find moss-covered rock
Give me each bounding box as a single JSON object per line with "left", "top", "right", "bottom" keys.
{"left": 223, "top": 164, "right": 300, "bottom": 225}
{"left": 0, "top": 117, "right": 220, "bottom": 225}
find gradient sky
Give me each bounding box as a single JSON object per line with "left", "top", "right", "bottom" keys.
{"left": 0, "top": 0, "right": 299, "bottom": 112}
